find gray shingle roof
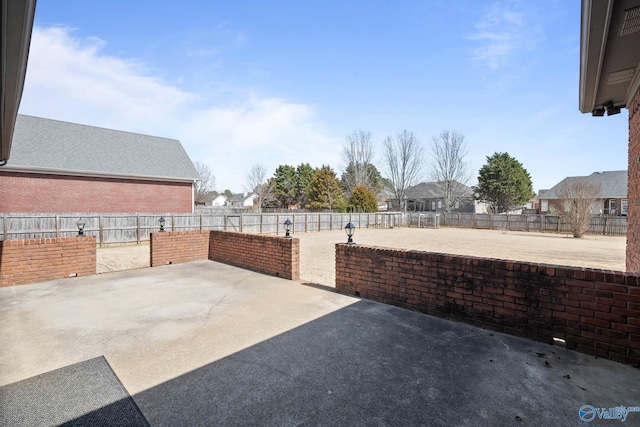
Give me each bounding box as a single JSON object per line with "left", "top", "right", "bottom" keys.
{"left": 406, "top": 181, "right": 473, "bottom": 199}
{"left": 538, "top": 170, "right": 627, "bottom": 199}
{"left": 4, "top": 115, "right": 199, "bottom": 182}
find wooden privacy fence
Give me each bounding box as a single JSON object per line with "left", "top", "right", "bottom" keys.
{"left": 0, "top": 212, "right": 403, "bottom": 245}
{"left": 406, "top": 212, "right": 627, "bottom": 236}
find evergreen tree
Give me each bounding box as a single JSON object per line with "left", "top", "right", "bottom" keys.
{"left": 295, "top": 163, "right": 316, "bottom": 209}
{"left": 349, "top": 184, "right": 378, "bottom": 212}
{"left": 475, "top": 152, "right": 534, "bottom": 213}
{"left": 272, "top": 165, "right": 297, "bottom": 208}
{"left": 307, "top": 165, "right": 346, "bottom": 211}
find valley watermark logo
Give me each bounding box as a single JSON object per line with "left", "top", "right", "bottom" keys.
{"left": 579, "top": 405, "right": 640, "bottom": 422}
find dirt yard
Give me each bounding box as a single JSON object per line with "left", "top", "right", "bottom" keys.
{"left": 97, "top": 228, "right": 627, "bottom": 286}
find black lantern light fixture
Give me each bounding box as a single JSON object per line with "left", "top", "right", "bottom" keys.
{"left": 284, "top": 219, "right": 292, "bottom": 238}
{"left": 159, "top": 216, "right": 166, "bottom": 232}
{"left": 76, "top": 218, "right": 86, "bottom": 237}
{"left": 345, "top": 222, "right": 355, "bottom": 245}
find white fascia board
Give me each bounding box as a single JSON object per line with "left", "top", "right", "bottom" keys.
{"left": 579, "top": 0, "right": 614, "bottom": 113}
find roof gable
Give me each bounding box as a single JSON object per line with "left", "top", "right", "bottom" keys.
{"left": 4, "top": 115, "right": 199, "bottom": 182}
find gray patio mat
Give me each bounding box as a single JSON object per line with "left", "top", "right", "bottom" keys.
{"left": 0, "top": 356, "right": 149, "bottom": 427}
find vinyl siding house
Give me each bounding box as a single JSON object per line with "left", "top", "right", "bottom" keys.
{"left": 0, "top": 115, "right": 200, "bottom": 213}
{"left": 538, "top": 171, "right": 627, "bottom": 216}
{"left": 230, "top": 192, "right": 256, "bottom": 207}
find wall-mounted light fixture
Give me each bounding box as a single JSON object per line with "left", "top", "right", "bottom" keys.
{"left": 345, "top": 222, "right": 355, "bottom": 245}
{"left": 594, "top": 102, "right": 622, "bottom": 117}
{"left": 159, "top": 216, "right": 166, "bottom": 232}
{"left": 284, "top": 219, "right": 292, "bottom": 238}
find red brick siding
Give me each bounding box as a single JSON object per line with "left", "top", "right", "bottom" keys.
{"left": 210, "top": 231, "right": 299, "bottom": 280}
{"left": 149, "top": 230, "right": 300, "bottom": 280}
{"left": 0, "top": 236, "right": 96, "bottom": 287}
{"left": 150, "top": 231, "right": 210, "bottom": 266}
{"left": 336, "top": 244, "right": 640, "bottom": 366}
{"left": 0, "top": 172, "right": 193, "bottom": 213}
{"left": 628, "top": 88, "right": 640, "bottom": 271}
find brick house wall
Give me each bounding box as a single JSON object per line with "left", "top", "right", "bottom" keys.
{"left": 0, "top": 172, "right": 194, "bottom": 213}
{"left": 210, "top": 231, "right": 299, "bottom": 280}
{"left": 0, "top": 236, "right": 96, "bottom": 286}
{"left": 336, "top": 244, "right": 640, "bottom": 366}
{"left": 150, "top": 230, "right": 210, "bottom": 266}
{"left": 628, "top": 89, "right": 640, "bottom": 272}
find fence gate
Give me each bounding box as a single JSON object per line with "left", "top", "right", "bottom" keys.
{"left": 224, "top": 215, "right": 241, "bottom": 232}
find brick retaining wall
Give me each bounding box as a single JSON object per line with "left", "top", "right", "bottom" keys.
{"left": 0, "top": 236, "right": 96, "bottom": 286}
{"left": 336, "top": 244, "right": 640, "bottom": 366}
{"left": 149, "top": 230, "right": 300, "bottom": 280}
{"left": 150, "top": 230, "right": 210, "bottom": 267}
{"left": 210, "top": 231, "right": 299, "bottom": 280}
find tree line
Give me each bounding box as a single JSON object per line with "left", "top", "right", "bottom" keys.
{"left": 195, "top": 130, "right": 537, "bottom": 214}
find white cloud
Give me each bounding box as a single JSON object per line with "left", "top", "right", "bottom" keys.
{"left": 468, "top": 1, "right": 541, "bottom": 70}
{"left": 19, "top": 26, "right": 340, "bottom": 191}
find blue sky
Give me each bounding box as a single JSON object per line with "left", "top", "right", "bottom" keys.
{"left": 19, "top": 0, "right": 628, "bottom": 193}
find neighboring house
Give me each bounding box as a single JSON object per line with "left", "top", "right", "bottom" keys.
{"left": 0, "top": 115, "right": 200, "bottom": 213}
{"left": 538, "top": 171, "right": 627, "bottom": 216}
{"left": 195, "top": 191, "right": 220, "bottom": 207}
{"left": 209, "top": 194, "right": 228, "bottom": 207}
{"left": 228, "top": 192, "right": 256, "bottom": 208}
{"left": 405, "top": 181, "right": 478, "bottom": 213}
{"left": 377, "top": 189, "right": 395, "bottom": 211}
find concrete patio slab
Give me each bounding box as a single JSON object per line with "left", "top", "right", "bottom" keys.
{"left": 1, "top": 261, "right": 639, "bottom": 426}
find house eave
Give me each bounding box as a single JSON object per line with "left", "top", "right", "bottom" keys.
{"left": 579, "top": 0, "right": 640, "bottom": 115}
{"left": 579, "top": 0, "right": 614, "bottom": 114}
{"left": 0, "top": 165, "right": 198, "bottom": 183}
{"left": 0, "top": 0, "right": 37, "bottom": 163}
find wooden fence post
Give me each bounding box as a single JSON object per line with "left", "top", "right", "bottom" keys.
{"left": 55, "top": 215, "right": 60, "bottom": 238}
{"left": 240, "top": 214, "right": 243, "bottom": 233}
{"left": 99, "top": 215, "right": 104, "bottom": 247}
{"left": 137, "top": 215, "right": 141, "bottom": 245}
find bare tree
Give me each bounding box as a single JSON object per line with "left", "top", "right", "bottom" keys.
{"left": 245, "top": 163, "right": 273, "bottom": 212}
{"left": 557, "top": 179, "right": 602, "bottom": 238}
{"left": 193, "top": 161, "right": 216, "bottom": 205}
{"left": 341, "top": 130, "right": 376, "bottom": 193}
{"left": 382, "top": 130, "right": 425, "bottom": 210}
{"left": 430, "top": 130, "right": 472, "bottom": 212}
